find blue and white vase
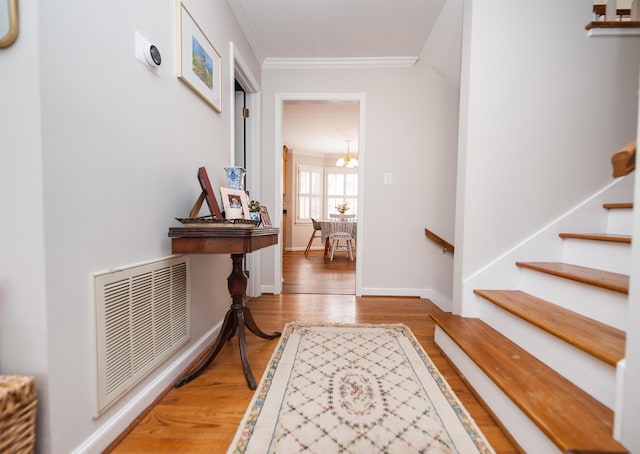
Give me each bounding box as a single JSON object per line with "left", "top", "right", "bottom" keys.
{"left": 224, "top": 167, "right": 246, "bottom": 190}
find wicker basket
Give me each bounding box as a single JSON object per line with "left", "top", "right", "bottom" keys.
{"left": 0, "top": 376, "right": 37, "bottom": 453}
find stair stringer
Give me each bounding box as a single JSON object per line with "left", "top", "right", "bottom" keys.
{"left": 459, "top": 175, "right": 633, "bottom": 319}
{"left": 446, "top": 176, "right": 633, "bottom": 450}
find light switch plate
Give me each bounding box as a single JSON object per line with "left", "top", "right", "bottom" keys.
{"left": 384, "top": 173, "right": 392, "bottom": 184}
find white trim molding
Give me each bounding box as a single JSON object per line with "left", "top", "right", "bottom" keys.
{"left": 264, "top": 57, "right": 419, "bottom": 70}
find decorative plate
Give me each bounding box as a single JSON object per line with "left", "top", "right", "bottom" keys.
{"left": 174, "top": 216, "right": 261, "bottom": 227}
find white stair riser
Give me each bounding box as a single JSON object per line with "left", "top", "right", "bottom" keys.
{"left": 434, "top": 327, "right": 562, "bottom": 454}
{"left": 562, "top": 239, "right": 630, "bottom": 275}
{"left": 478, "top": 297, "right": 616, "bottom": 409}
{"left": 607, "top": 208, "right": 633, "bottom": 235}
{"left": 519, "top": 269, "right": 627, "bottom": 331}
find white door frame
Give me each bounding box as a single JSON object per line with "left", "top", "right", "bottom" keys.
{"left": 230, "top": 42, "right": 262, "bottom": 297}
{"left": 273, "top": 92, "right": 366, "bottom": 295}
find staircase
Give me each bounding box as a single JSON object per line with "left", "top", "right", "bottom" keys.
{"left": 432, "top": 178, "right": 633, "bottom": 453}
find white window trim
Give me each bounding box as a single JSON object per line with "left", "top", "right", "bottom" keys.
{"left": 296, "top": 164, "right": 323, "bottom": 224}
{"left": 325, "top": 167, "right": 358, "bottom": 218}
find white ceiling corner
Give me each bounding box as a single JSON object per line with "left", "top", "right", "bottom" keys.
{"left": 229, "top": 0, "right": 446, "bottom": 69}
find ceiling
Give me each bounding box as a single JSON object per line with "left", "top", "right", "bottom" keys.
{"left": 283, "top": 101, "right": 360, "bottom": 157}
{"left": 229, "top": 0, "right": 446, "bottom": 155}
{"left": 229, "top": 0, "right": 445, "bottom": 63}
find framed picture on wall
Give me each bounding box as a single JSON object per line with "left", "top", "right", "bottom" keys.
{"left": 177, "top": 2, "right": 222, "bottom": 112}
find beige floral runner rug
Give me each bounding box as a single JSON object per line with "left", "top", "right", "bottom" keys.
{"left": 227, "top": 322, "right": 495, "bottom": 454}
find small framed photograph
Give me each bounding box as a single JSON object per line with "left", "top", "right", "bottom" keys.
{"left": 220, "top": 187, "right": 251, "bottom": 220}
{"left": 177, "top": 2, "right": 222, "bottom": 112}
{"left": 259, "top": 205, "right": 272, "bottom": 226}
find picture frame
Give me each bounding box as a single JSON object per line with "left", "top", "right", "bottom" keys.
{"left": 196, "top": 167, "right": 223, "bottom": 218}
{"left": 220, "top": 187, "right": 251, "bottom": 220}
{"left": 259, "top": 205, "right": 272, "bottom": 226}
{"left": 177, "top": 2, "right": 222, "bottom": 112}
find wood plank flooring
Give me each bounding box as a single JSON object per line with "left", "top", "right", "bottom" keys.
{"left": 107, "top": 253, "right": 519, "bottom": 453}
{"left": 282, "top": 250, "right": 355, "bottom": 294}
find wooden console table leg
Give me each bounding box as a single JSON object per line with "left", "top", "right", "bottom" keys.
{"left": 174, "top": 308, "right": 237, "bottom": 388}
{"left": 175, "top": 252, "right": 281, "bottom": 390}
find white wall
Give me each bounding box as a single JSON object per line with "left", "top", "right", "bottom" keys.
{"left": 620, "top": 63, "right": 640, "bottom": 454}
{"left": 0, "top": 0, "right": 51, "bottom": 449}
{"left": 454, "top": 0, "right": 640, "bottom": 313}
{"left": 260, "top": 2, "right": 462, "bottom": 305}
{"left": 1, "top": 1, "right": 261, "bottom": 452}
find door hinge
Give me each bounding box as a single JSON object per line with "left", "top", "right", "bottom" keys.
{"left": 242, "top": 107, "right": 250, "bottom": 119}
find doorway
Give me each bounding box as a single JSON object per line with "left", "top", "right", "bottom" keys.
{"left": 273, "top": 93, "right": 366, "bottom": 296}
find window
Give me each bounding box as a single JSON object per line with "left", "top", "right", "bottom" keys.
{"left": 296, "top": 165, "right": 323, "bottom": 222}
{"left": 326, "top": 169, "right": 358, "bottom": 217}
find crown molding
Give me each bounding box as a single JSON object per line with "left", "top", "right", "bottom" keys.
{"left": 263, "top": 56, "right": 419, "bottom": 70}
{"left": 228, "top": 0, "right": 265, "bottom": 64}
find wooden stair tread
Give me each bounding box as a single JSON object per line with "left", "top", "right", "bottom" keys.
{"left": 516, "top": 261, "right": 629, "bottom": 294}
{"left": 473, "top": 289, "right": 625, "bottom": 365}
{"left": 431, "top": 313, "right": 627, "bottom": 453}
{"left": 586, "top": 20, "right": 640, "bottom": 30}
{"left": 559, "top": 232, "right": 631, "bottom": 244}
{"left": 603, "top": 202, "right": 633, "bottom": 210}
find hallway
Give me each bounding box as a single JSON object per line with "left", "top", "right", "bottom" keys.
{"left": 282, "top": 250, "right": 355, "bottom": 294}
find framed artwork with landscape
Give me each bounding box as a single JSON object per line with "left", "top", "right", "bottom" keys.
{"left": 177, "top": 2, "right": 222, "bottom": 112}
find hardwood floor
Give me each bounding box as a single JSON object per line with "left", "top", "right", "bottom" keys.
{"left": 282, "top": 250, "right": 355, "bottom": 294}
{"left": 108, "top": 255, "right": 519, "bottom": 453}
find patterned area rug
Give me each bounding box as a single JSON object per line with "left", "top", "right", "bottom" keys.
{"left": 227, "top": 323, "right": 495, "bottom": 453}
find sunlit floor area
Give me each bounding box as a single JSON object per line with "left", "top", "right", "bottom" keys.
{"left": 282, "top": 250, "right": 355, "bottom": 294}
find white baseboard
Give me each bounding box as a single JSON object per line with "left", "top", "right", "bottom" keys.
{"left": 72, "top": 322, "right": 222, "bottom": 453}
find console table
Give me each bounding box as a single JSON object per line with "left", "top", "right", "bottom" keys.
{"left": 168, "top": 226, "right": 280, "bottom": 390}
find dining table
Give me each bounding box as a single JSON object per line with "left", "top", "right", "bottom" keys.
{"left": 318, "top": 220, "right": 357, "bottom": 258}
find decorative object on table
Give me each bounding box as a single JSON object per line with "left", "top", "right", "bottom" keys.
{"left": 228, "top": 323, "right": 495, "bottom": 454}
{"left": 0, "top": 0, "right": 19, "bottom": 48}
{"left": 177, "top": 1, "right": 222, "bottom": 112}
{"left": 176, "top": 167, "right": 260, "bottom": 227}
{"left": 258, "top": 205, "right": 272, "bottom": 226}
{"left": 224, "top": 166, "right": 246, "bottom": 190}
{"left": 220, "top": 187, "right": 251, "bottom": 220}
{"left": 0, "top": 375, "right": 37, "bottom": 453}
{"left": 335, "top": 139, "right": 359, "bottom": 168}
{"left": 174, "top": 216, "right": 260, "bottom": 227}
{"left": 192, "top": 166, "right": 223, "bottom": 219}
{"left": 335, "top": 202, "right": 349, "bottom": 214}
{"left": 248, "top": 200, "right": 262, "bottom": 222}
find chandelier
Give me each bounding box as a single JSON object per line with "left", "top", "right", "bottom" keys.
{"left": 336, "top": 140, "right": 359, "bottom": 168}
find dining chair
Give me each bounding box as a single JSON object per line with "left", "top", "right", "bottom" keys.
{"left": 329, "top": 216, "right": 355, "bottom": 261}
{"left": 304, "top": 218, "right": 323, "bottom": 256}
